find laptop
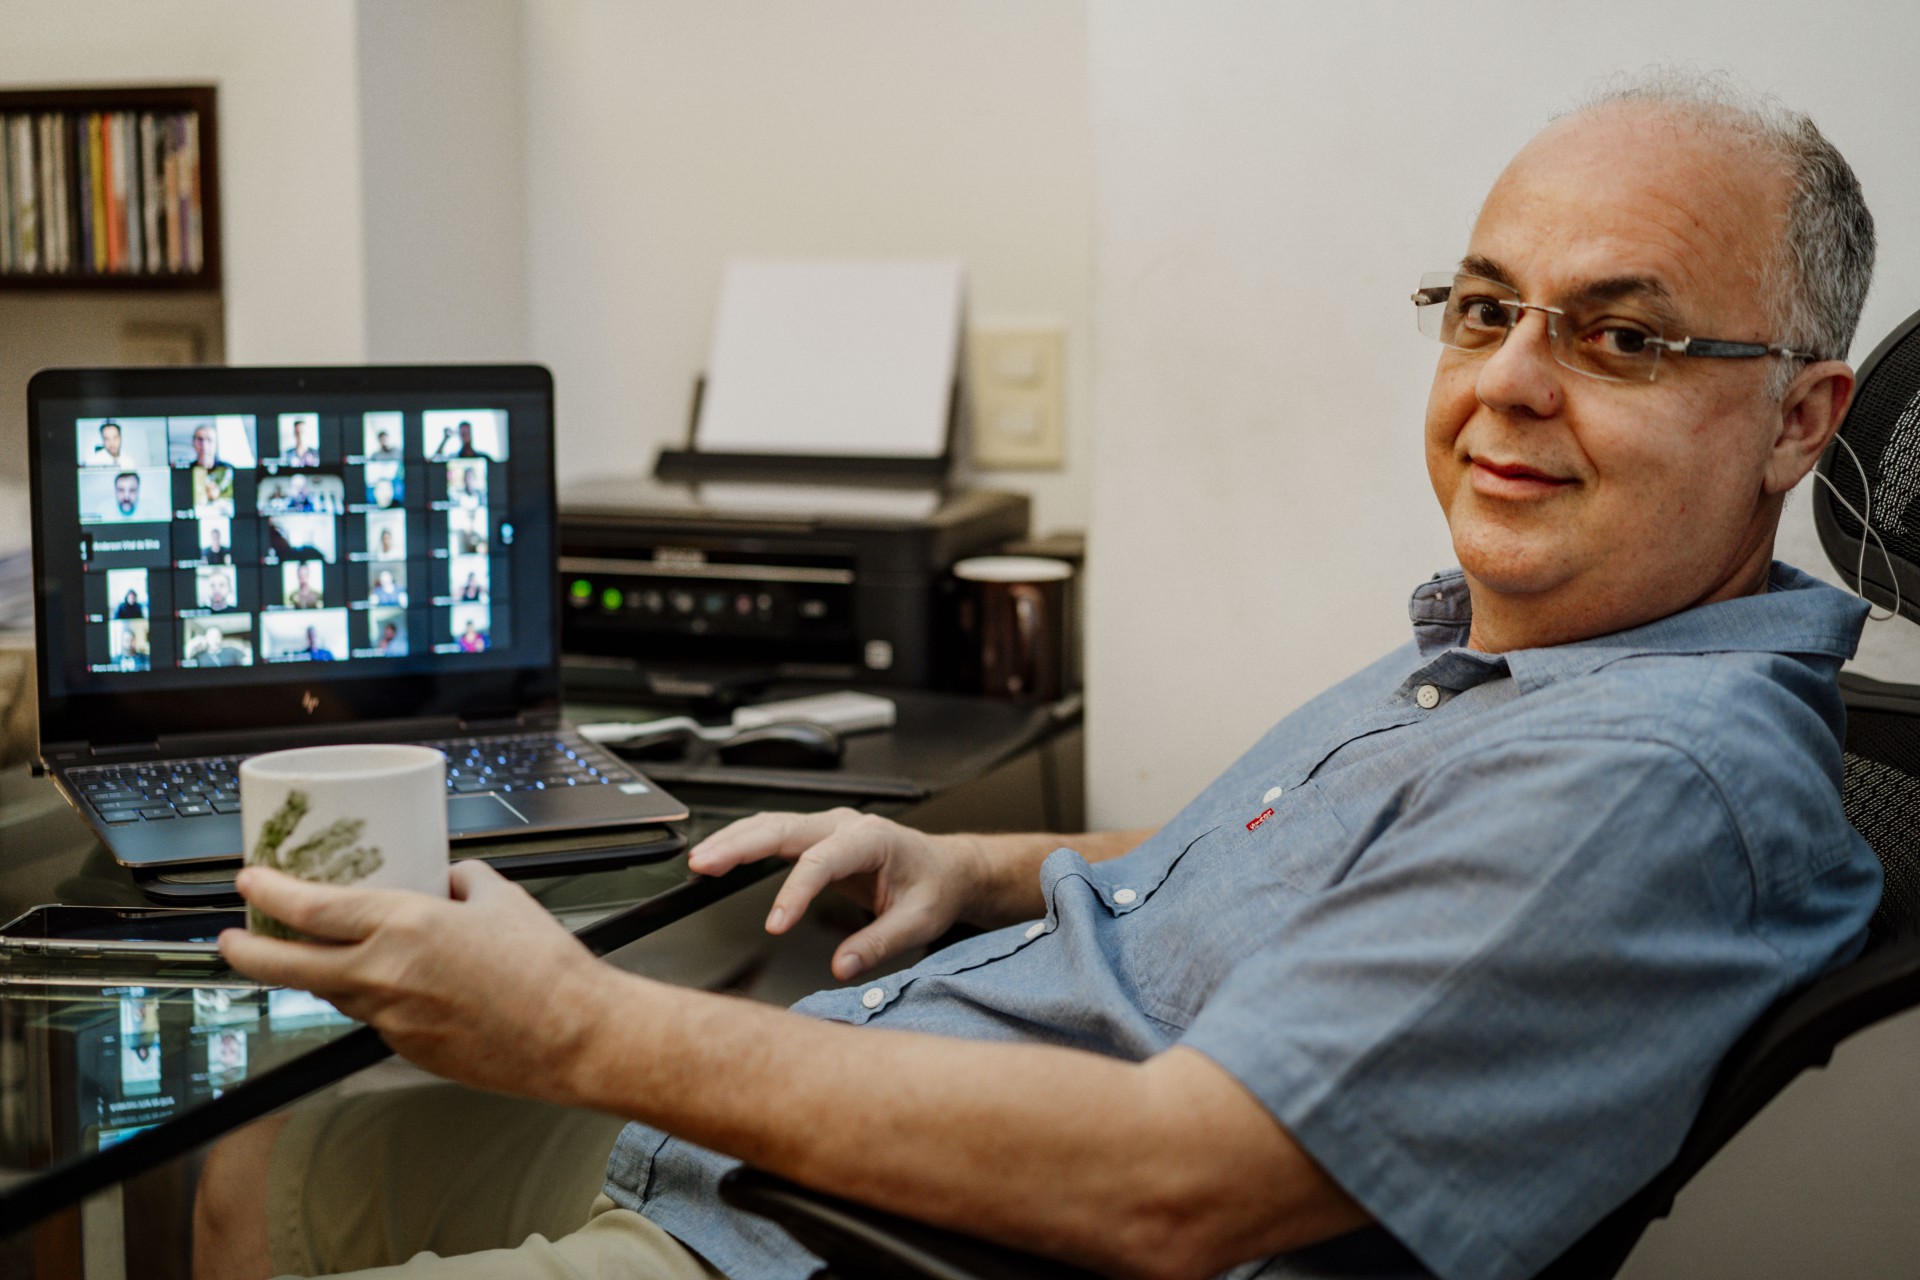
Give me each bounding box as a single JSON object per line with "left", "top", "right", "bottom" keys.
{"left": 27, "top": 364, "right": 688, "bottom": 869}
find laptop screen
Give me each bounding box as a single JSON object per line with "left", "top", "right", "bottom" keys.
{"left": 29, "top": 366, "right": 559, "bottom": 749}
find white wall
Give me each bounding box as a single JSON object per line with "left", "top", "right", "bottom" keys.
{"left": 520, "top": 0, "right": 1096, "bottom": 533}
{"left": 1084, "top": 0, "right": 1920, "bottom": 830}
{"left": 0, "top": 0, "right": 367, "bottom": 364}
{"left": 357, "top": 0, "right": 528, "bottom": 363}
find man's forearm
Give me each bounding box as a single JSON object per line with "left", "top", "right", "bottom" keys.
{"left": 954, "top": 827, "right": 1156, "bottom": 929}
{"left": 557, "top": 967, "right": 1363, "bottom": 1279}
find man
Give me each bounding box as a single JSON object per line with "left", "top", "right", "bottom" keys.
{"left": 452, "top": 464, "right": 485, "bottom": 507}
{"left": 111, "top": 625, "right": 148, "bottom": 672}
{"left": 432, "top": 418, "right": 488, "bottom": 461}
{"left": 371, "top": 430, "right": 401, "bottom": 461}
{"left": 282, "top": 474, "right": 318, "bottom": 513}
{"left": 113, "top": 588, "right": 144, "bottom": 620}
{"left": 370, "top": 570, "right": 404, "bottom": 607}
{"left": 87, "top": 420, "right": 131, "bottom": 467}
{"left": 201, "top": 571, "right": 234, "bottom": 614}
{"left": 112, "top": 471, "right": 141, "bottom": 518}
{"left": 188, "top": 626, "right": 245, "bottom": 668}
{"left": 282, "top": 418, "right": 320, "bottom": 467}
{"left": 198, "top": 81, "right": 1881, "bottom": 1280}
{"left": 300, "top": 626, "right": 336, "bottom": 662}
{"left": 288, "top": 564, "right": 322, "bottom": 610}
{"left": 192, "top": 424, "right": 237, "bottom": 515}
{"left": 202, "top": 521, "right": 233, "bottom": 565}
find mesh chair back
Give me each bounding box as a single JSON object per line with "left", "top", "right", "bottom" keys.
{"left": 1814, "top": 307, "right": 1920, "bottom": 623}
{"left": 1840, "top": 692, "right": 1920, "bottom": 943}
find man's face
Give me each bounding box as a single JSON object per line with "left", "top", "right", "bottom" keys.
{"left": 291, "top": 476, "right": 310, "bottom": 496}
{"left": 1425, "top": 105, "right": 1798, "bottom": 644}
{"left": 119, "top": 631, "right": 137, "bottom": 656}
{"left": 114, "top": 474, "right": 139, "bottom": 514}
{"left": 209, "top": 573, "right": 231, "bottom": 604}
{"left": 378, "top": 432, "right": 392, "bottom": 450}
{"left": 204, "top": 628, "right": 224, "bottom": 649}
{"left": 207, "top": 526, "right": 225, "bottom": 550}
{"left": 296, "top": 565, "right": 311, "bottom": 587}
{"left": 458, "top": 422, "right": 473, "bottom": 444}
{"left": 100, "top": 425, "right": 121, "bottom": 456}
{"left": 194, "top": 427, "right": 217, "bottom": 467}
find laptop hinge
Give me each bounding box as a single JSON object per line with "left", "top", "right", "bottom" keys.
{"left": 38, "top": 740, "right": 142, "bottom": 775}
{"left": 149, "top": 717, "right": 469, "bottom": 761}
{"left": 459, "top": 708, "right": 556, "bottom": 733}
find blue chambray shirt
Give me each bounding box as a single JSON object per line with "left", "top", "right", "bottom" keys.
{"left": 604, "top": 563, "right": 1880, "bottom": 1280}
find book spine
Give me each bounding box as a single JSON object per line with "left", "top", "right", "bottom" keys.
{"left": 162, "top": 114, "right": 180, "bottom": 272}
{"left": 75, "top": 115, "right": 91, "bottom": 273}
{"left": 50, "top": 112, "right": 69, "bottom": 272}
{"left": 140, "top": 112, "right": 161, "bottom": 273}
{"left": 183, "top": 111, "right": 201, "bottom": 273}
{"left": 120, "top": 113, "right": 140, "bottom": 274}
{"left": 0, "top": 115, "right": 12, "bottom": 273}
{"left": 39, "top": 114, "right": 62, "bottom": 273}
{"left": 106, "top": 112, "right": 125, "bottom": 272}
{"left": 14, "top": 115, "right": 37, "bottom": 273}
{"left": 88, "top": 113, "right": 106, "bottom": 274}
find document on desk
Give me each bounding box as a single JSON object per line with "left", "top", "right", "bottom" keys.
{"left": 696, "top": 259, "right": 964, "bottom": 458}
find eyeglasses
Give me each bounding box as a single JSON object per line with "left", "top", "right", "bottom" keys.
{"left": 1411, "top": 271, "right": 1815, "bottom": 383}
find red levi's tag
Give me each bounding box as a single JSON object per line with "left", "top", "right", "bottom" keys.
{"left": 1246, "top": 808, "right": 1274, "bottom": 832}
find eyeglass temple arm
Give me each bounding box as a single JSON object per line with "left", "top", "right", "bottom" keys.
{"left": 1668, "top": 337, "right": 1816, "bottom": 360}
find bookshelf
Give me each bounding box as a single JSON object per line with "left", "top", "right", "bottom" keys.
{"left": 0, "top": 84, "right": 220, "bottom": 291}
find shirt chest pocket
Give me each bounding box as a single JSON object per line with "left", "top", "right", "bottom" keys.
{"left": 1125, "top": 781, "right": 1354, "bottom": 1028}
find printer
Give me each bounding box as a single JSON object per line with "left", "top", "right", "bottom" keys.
{"left": 561, "top": 258, "right": 1035, "bottom": 699}
{"left": 558, "top": 478, "right": 1029, "bottom": 696}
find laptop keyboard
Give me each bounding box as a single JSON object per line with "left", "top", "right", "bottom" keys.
{"left": 68, "top": 732, "right": 636, "bottom": 826}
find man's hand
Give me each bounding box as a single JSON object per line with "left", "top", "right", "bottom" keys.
{"left": 688, "top": 808, "right": 987, "bottom": 981}
{"left": 218, "top": 861, "right": 618, "bottom": 1104}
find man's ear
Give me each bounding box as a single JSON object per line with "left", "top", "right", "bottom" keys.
{"left": 1764, "top": 360, "right": 1856, "bottom": 496}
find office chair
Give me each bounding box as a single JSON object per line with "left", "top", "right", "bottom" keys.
{"left": 719, "top": 308, "right": 1920, "bottom": 1280}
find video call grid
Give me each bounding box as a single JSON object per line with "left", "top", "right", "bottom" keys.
{"left": 72, "top": 408, "right": 511, "bottom": 674}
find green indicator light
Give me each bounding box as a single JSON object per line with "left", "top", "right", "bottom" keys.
{"left": 570, "top": 579, "right": 592, "bottom": 599}
{"left": 601, "top": 587, "right": 623, "bottom": 610}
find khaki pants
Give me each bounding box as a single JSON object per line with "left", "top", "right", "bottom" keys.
{"left": 266, "top": 1083, "right": 725, "bottom": 1279}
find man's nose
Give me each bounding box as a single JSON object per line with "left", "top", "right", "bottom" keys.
{"left": 1476, "top": 308, "right": 1565, "bottom": 418}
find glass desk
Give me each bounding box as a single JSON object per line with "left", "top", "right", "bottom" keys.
{"left": 0, "top": 766, "right": 781, "bottom": 1240}
{"left": 0, "top": 685, "right": 1080, "bottom": 1256}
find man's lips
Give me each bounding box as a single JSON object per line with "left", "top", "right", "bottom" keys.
{"left": 1469, "top": 457, "right": 1575, "bottom": 497}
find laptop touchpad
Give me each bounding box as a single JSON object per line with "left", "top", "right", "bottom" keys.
{"left": 447, "top": 794, "right": 528, "bottom": 833}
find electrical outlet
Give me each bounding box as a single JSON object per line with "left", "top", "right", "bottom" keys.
{"left": 967, "top": 325, "right": 1065, "bottom": 469}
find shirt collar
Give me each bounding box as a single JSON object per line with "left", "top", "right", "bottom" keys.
{"left": 1408, "top": 563, "right": 1869, "bottom": 693}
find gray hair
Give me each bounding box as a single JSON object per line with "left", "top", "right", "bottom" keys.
{"left": 1574, "top": 69, "right": 1876, "bottom": 398}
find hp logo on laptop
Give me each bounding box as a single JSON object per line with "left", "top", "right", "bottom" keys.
{"left": 301, "top": 690, "right": 320, "bottom": 715}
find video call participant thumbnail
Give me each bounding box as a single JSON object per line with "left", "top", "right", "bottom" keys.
{"left": 425, "top": 409, "right": 508, "bottom": 462}
{"left": 107, "top": 567, "right": 149, "bottom": 620}
{"left": 196, "top": 568, "right": 239, "bottom": 614}
{"left": 278, "top": 414, "right": 321, "bottom": 467}
{"left": 368, "top": 607, "right": 408, "bottom": 657}
{"left": 183, "top": 615, "right": 253, "bottom": 668}
{"left": 363, "top": 411, "right": 403, "bottom": 461}
{"left": 106, "top": 620, "right": 150, "bottom": 672}
{"left": 262, "top": 609, "right": 348, "bottom": 663}
{"left": 369, "top": 567, "right": 406, "bottom": 607}
{"left": 78, "top": 417, "right": 165, "bottom": 469}
{"left": 365, "top": 511, "right": 405, "bottom": 562}
{"left": 264, "top": 516, "right": 336, "bottom": 565}
{"left": 258, "top": 472, "right": 344, "bottom": 516}
{"left": 283, "top": 562, "right": 324, "bottom": 610}
{"left": 200, "top": 517, "right": 233, "bottom": 564}
{"left": 78, "top": 467, "right": 172, "bottom": 524}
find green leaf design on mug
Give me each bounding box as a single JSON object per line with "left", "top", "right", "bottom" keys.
{"left": 247, "top": 789, "right": 385, "bottom": 940}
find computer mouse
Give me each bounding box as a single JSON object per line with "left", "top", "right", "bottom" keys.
{"left": 604, "top": 725, "right": 701, "bottom": 762}
{"left": 715, "top": 721, "right": 844, "bottom": 769}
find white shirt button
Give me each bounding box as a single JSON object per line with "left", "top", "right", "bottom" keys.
{"left": 1024, "top": 921, "right": 1047, "bottom": 941}
{"left": 1261, "top": 785, "right": 1284, "bottom": 803}
{"left": 1112, "top": 888, "right": 1138, "bottom": 906}
{"left": 1415, "top": 683, "right": 1442, "bottom": 710}
{"left": 860, "top": 987, "right": 885, "bottom": 1009}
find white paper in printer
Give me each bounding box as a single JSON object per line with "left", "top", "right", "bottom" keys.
{"left": 695, "top": 259, "right": 964, "bottom": 459}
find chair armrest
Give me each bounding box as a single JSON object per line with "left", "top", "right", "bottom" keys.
{"left": 717, "top": 1166, "right": 1100, "bottom": 1280}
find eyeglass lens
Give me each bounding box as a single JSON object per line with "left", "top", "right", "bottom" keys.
{"left": 1414, "top": 272, "right": 1662, "bottom": 383}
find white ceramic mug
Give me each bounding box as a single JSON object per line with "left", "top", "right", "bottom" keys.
{"left": 239, "top": 744, "right": 449, "bottom": 938}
